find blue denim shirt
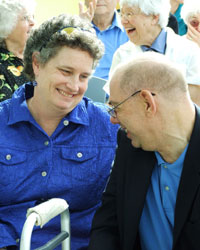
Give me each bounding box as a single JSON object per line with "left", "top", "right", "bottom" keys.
{"left": 0, "top": 83, "right": 118, "bottom": 250}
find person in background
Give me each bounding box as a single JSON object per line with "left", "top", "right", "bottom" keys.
{"left": 170, "top": 0, "right": 187, "bottom": 35}
{"left": 89, "top": 52, "right": 200, "bottom": 250}
{"left": 181, "top": 0, "right": 200, "bottom": 47}
{"left": 0, "top": 0, "right": 35, "bottom": 102}
{"left": 79, "top": 0, "right": 129, "bottom": 80}
{"left": 103, "top": 0, "right": 200, "bottom": 106}
{"left": 168, "top": 13, "right": 179, "bottom": 34}
{"left": 0, "top": 14, "right": 118, "bottom": 250}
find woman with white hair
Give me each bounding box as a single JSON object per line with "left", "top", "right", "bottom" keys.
{"left": 104, "top": 0, "right": 200, "bottom": 106}
{"left": 0, "top": 0, "right": 35, "bottom": 102}
{"left": 181, "top": 0, "right": 200, "bottom": 47}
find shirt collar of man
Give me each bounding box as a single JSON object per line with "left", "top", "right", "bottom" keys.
{"left": 154, "top": 143, "right": 189, "bottom": 171}
{"left": 7, "top": 82, "right": 90, "bottom": 126}
{"left": 141, "top": 28, "right": 167, "bottom": 54}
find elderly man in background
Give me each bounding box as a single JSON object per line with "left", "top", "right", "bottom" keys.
{"left": 89, "top": 52, "right": 200, "bottom": 250}
{"left": 103, "top": 0, "right": 200, "bottom": 106}
{"left": 79, "top": 0, "right": 128, "bottom": 80}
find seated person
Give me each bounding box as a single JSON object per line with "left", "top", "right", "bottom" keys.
{"left": 79, "top": 0, "right": 128, "bottom": 79}
{"left": 0, "top": 0, "right": 35, "bottom": 101}
{"left": 89, "top": 52, "right": 200, "bottom": 250}
{"left": 181, "top": 0, "right": 200, "bottom": 47}
{"left": 104, "top": 0, "right": 200, "bottom": 106}
{"left": 0, "top": 14, "right": 118, "bottom": 250}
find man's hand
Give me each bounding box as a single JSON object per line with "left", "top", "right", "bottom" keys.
{"left": 186, "top": 23, "right": 200, "bottom": 47}
{"left": 79, "top": 0, "right": 97, "bottom": 21}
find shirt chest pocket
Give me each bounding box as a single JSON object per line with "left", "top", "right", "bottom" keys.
{"left": 0, "top": 149, "right": 27, "bottom": 186}
{"left": 61, "top": 148, "right": 98, "bottom": 182}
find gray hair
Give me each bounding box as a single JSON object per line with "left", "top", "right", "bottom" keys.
{"left": 0, "top": 0, "right": 36, "bottom": 47}
{"left": 119, "top": 0, "right": 170, "bottom": 28}
{"left": 181, "top": 0, "right": 200, "bottom": 24}
{"left": 118, "top": 52, "right": 187, "bottom": 98}
{"left": 23, "top": 14, "right": 104, "bottom": 81}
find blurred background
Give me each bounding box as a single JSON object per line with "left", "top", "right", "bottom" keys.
{"left": 34, "top": 0, "right": 120, "bottom": 26}
{"left": 34, "top": 0, "right": 80, "bottom": 26}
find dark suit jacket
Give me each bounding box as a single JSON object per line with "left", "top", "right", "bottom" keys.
{"left": 89, "top": 106, "right": 200, "bottom": 250}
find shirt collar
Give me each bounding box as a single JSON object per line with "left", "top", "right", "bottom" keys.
{"left": 92, "top": 10, "right": 124, "bottom": 31}
{"left": 141, "top": 28, "right": 167, "bottom": 54}
{"left": 155, "top": 144, "right": 189, "bottom": 167}
{"left": 8, "top": 83, "right": 90, "bottom": 126}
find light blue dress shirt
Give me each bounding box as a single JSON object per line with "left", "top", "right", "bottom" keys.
{"left": 139, "top": 145, "right": 188, "bottom": 250}
{"left": 141, "top": 28, "right": 167, "bottom": 54}
{"left": 0, "top": 83, "right": 118, "bottom": 250}
{"left": 92, "top": 11, "right": 128, "bottom": 80}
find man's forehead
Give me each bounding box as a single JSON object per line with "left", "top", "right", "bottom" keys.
{"left": 109, "top": 79, "right": 122, "bottom": 105}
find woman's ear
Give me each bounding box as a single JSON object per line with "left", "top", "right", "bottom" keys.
{"left": 152, "top": 14, "right": 160, "bottom": 25}
{"left": 140, "top": 90, "right": 157, "bottom": 116}
{"left": 32, "top": 52, "right": 40, "bottom": 77}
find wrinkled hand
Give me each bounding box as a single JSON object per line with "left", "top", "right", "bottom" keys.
{"left": 186, "top": 23, "right": 200, "bottom": 47}
{"left": 79, "top": 0, "right": 97, "bottom": 21}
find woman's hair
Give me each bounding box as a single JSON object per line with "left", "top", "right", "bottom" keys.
{"left": 181, "top": 0, "right": 200, "bottom": 23}
{"left": 0, "top": 0, "right": 36, "bottom": 47}
{"left": 119, "top": 0, "right": 171, "bottom": 28}
{"left": 23, "top": 14, "right": 104, "bottom": 81}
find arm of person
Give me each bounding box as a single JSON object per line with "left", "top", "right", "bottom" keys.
{"left": 186, "top": 23, "right": 200, "bottom": 47}
{"left": 79, "top": 0, "right": 97, "bottom": 22}
{"left": 88, "top": 132, "right": 123, "bottom": 250}
{"left": 188, "top": 84, "right": 200, "bottom": 106}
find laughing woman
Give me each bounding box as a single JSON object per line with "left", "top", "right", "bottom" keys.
{"left": 0, "top": 0, "right": 35, "bottom": 102}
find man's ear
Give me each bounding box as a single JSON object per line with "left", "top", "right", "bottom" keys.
{"left": 140, "top": 90, "right": 156, "bottom": 116}
{"left": 32, "top": 52, "right": 40, "bottom": 77}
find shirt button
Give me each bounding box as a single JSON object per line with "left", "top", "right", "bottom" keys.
{"left": 6, "top": 154, "right": 12, "bottom": 160}
{"left": 41, "top": 171, "right": 47, "bottom": 177}
{"left": 165, "top": 186, "right": 170, "bottom": 191}
{"left": 63, "top": 120, "right": 69, "bottom": 126}
{"left": 77, "top": 152, "right": 83, "bottom": 158}
{"left": 44, "top": 141, "right": 49, "bottom": 146}
{"left": 164, "top": 165, "right": 168, "bottom": 169}
{"left": 16, "top": 238, "right": 20, "bottom": 243}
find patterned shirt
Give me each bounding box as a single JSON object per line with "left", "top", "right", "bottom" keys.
{"left": 0, "top": 48, "right": 28, "bottom": 102}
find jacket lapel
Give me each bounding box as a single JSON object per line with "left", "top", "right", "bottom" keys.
{"left": 173, "top": 106, "right": 200, "bottom": 247}
{"left": 123, "top": 149, "right": 156, "bottom": 250}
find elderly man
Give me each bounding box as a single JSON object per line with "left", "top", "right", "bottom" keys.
{"left": 79, "top": 0, "right": 128, "bottom": 79}
{"left": 89, "top": 52, "right": 200, "bottom": 250}
{"left": 103, "top": 0, "right": 200, "bottom": 106}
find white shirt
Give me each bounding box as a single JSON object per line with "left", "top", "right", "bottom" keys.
{"left": 103, "top": 28, "right": 200, "bottom": 94}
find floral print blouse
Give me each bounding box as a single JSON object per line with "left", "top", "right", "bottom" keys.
{"left": 0, "top": 48, "right": 29, "bottom": 102}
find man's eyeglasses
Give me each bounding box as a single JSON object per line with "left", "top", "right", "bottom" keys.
{"left": 39, "top": 26, "right": 92, "bottom": 52}
{"left": 107, "top": 90, "right": 155, "bottom": 118}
